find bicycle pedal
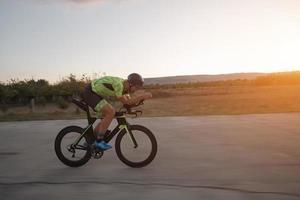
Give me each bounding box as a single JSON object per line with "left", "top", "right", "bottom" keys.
{"left": 91, "top": 148, "right": 104, "bottom": 159}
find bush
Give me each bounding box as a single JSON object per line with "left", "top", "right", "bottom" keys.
{"left": 56, "top": 97, "right": 69, "bottom": 109}
{"left": 37, "top": 96, "right": 47, "bottom": 106}
{"left": 0, "top": 104, "right": 8, "bottom": 113}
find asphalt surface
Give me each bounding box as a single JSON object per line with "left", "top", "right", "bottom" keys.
{"left": 0, "top": 113, "right": 300, "bottom": 200}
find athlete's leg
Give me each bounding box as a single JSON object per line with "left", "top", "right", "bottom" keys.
{"left": 94, "top": 100, "right": 115, "bottom": 140}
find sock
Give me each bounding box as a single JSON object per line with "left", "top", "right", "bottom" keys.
{"left": 95, "top": 131, "right": 105, "bottom": 142}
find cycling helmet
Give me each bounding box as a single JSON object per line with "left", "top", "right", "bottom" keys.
{"left": 127, "top": 73, "right": 144, "bottom": 87}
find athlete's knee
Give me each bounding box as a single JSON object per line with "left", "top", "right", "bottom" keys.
{"left": 103, "top": 105, "right": 115, "bottom": 118}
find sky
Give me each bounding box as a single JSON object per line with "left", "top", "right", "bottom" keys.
{"left": 0, "top": 0, "right": 300, "bottom": 83}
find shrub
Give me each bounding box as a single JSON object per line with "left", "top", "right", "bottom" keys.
{"left": 37, "top": 96, "right": 47, "bottom": 106}
{"left": 0, "top": 104, "right": 8, "bottom": 113}
{"left": 56, "top": 97, "right": 69, "bottom": 109}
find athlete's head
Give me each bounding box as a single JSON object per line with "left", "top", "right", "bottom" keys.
{"left": 127, "top": 73, "right": 144, "bottom": 92}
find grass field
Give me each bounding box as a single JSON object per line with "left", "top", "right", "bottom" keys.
{"left": 144, "top": 85, "right": 300, "bottom": 116}
{"left": 1, "top": 85, "right": 300, "bottom": 121}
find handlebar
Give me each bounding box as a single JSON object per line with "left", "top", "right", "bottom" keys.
{"left": 120, "top": 100, "right": 144, "bottom": 117}
{"left": 123, "top": 100, "right": 144, "bottom": 110}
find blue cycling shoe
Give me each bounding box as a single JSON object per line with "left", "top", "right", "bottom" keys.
{"left": 94, "top": 141, "right": 112, "bottom": 151}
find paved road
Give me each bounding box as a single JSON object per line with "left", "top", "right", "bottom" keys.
{"left": 0, "top": 113, "right": 300, "bottom": 200}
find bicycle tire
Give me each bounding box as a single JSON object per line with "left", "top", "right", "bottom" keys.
{"left": 54, "top": 126, "right": 91, "bottom": 167}
{"left": 115, "top": 125, "right": 157, "bottom": 168}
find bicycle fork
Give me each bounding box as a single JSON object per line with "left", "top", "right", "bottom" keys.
{"left": 119, "top": 124, "right": 138, "bottom": 148}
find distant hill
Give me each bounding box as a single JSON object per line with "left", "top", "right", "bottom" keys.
{"left": 144, "top": 73, "right": 267, "bottom": 85}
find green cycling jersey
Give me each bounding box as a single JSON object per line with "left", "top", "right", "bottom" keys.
{"left": 91, "top": 76, "right": 124, "bottom": 98}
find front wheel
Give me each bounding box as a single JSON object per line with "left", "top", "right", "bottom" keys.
{"left": 115, "top": 125, "right": 157, "bottom": 168}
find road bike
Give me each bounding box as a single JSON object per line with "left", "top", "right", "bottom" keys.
{"left": 54, "top": 98, "right": 157, "bottom": 168}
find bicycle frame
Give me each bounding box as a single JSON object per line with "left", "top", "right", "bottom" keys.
{"left": 104, "top": 114, "right": 138, "bottom": 148}
{"left": 72, "top": 111, "right": 138, "bottom": 149}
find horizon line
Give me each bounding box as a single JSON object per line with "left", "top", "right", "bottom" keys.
{"left": 1, "top": 70, "right": 300, "bottom": 84}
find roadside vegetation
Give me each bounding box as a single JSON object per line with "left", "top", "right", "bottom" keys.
{"left": 0, "top": 71, "right": 300, "bottom": 121}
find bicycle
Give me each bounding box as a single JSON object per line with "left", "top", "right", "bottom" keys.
{"left": 54, "top": 98, "right": 157, "bottom": 168}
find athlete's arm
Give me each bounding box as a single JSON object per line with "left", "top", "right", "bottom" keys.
{"left": 116, "top": 92, "right": 152, "bottom": 105}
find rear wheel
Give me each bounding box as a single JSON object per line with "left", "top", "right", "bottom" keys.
{"left": 115, "top": 125, "right": 157, "bottom": 168}
{"left": 54, "top": 126, "right": 91, "bottom": 167}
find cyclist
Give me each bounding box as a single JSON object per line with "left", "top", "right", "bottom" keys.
{"left": 82, "top": 73, "right": 152, "bottom": 150}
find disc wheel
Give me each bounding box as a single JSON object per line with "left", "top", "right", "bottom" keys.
{"left": 54, "top": 126, "right": 91, "bottom": 167}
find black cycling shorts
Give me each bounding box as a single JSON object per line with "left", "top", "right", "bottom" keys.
{"left": 82, "top": 84, "right": 103, "bottom": 110}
